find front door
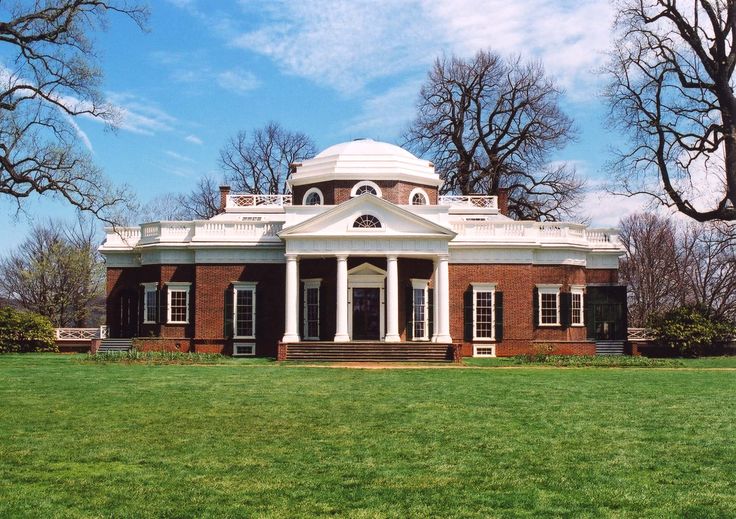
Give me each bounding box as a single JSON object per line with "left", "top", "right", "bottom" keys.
{"left": 352, "top": 287, "right": 381, "bottom": 340}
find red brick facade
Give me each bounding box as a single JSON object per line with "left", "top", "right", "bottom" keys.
{"left": 292, "top": 180, "right": 438, "bottom": 205}
{"left": 106, "top": 259, "right": 618, "bottom": 358}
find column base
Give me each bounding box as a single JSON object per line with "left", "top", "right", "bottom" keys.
{"left": 334, "top": 333, "right": 350, "bottom": 342}
{"left": 281, "top": 334, "right": 300, "bottom": 343}
{"left": 384, "top": 334, "right": 401, "bottom": 342}
{"left": 435, "top": 334, "right": 453, "bottom": 343}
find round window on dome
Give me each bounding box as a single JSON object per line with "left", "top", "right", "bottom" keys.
{"left": 356, "top": 185, "right": 377, "bottom": 196}
{"left": 350, "top": 181, "right": 382, "bottom": 198}
{"left": 302, "top": 188, "right": 323, "bottom": 206}
{"left": 410, "top": 189, "right": 429, "bottom": 205}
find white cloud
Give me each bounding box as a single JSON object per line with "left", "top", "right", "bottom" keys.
{"left": 105, "top": 92, "right": 177, "bottom": 136}
{"left": 185, "top": 134, "right": 203, "bottom": 145}
{"left": 216, "top": 68, "right": 260, "bottom": 94}
{"left": 164, "top": 150, "right": 195, "bottom": 162}
{"left": 342, "top": 79, "right": 423, "bottom": 140}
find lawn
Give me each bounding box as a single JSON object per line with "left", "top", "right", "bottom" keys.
{"left": 0, "top": 355, "right": 734, "bottom": 518}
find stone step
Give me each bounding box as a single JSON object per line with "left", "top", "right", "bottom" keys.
{"left": 284, "top": 342, "right": 453, "bottom": 362}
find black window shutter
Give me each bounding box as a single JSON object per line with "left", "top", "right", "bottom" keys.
{"left": 463, "top": 289, "right": 473, "bottom": 341}
{"left": 495, "top": 291, "right": 504, "bottom": 341}
{"left": 138, "top": 285, "right": 144, "bottom": 325}
{"left": 405, "top": 286, "right": 413, "bottom": 340}
{"left": 159, "top": 285, "right": 168, "bottom": 324}
{"left": 155, "top": 286, "right": 160, "bottom": 324}
{"left": 560, "top": 292, "right": 572, "bottom": 328}
{"left": 224, "top": 285, "right": 233, "bottom": 338}
{"left": 428, "top": 288, "right": 434, "bottom": 339}
{"left": 533, "top": 287, "right": 539, "bottom": 328}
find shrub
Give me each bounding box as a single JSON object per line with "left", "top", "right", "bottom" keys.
{"left": 647, "top": 306, "right": 736, "bottom": 357}
{"left": 509, "top": 354, "right": 683, "bottom": 368}
{"left": 85, "top": 351, "right": 225, "bottom": 364}
{"left": 0, "top": 307, "right": 57, "bottom": 353}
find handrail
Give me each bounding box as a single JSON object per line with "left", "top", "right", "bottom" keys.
{"left": 55, "top": 326, "right": 108, "bottom": 341}
{"left": 439, "top": 195, "right": 498, "bottom": 208}
{"left": 227, "top": 194, "right": 292, "bottom": 208}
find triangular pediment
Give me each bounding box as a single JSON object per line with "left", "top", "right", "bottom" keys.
{"left": 279, "top": 194, "right": 456, "bottom": 239}
{"left": 348, "top": 262, "right": 386, "bottom": 276}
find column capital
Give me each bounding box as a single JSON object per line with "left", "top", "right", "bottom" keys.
{"left": 436, "top": 254, "right": 450, "bottom": 262}
{"left": 386, "top": 254, "right": 398, "bottom": 262}
{"left": 285, "top": 253, "right": 299, "bottom": 261}
{"left": 335, "top": 254, "right": 349, "bottom": 262}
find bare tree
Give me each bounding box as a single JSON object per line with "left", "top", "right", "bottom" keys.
{"left": 219, "top": 122, "right": 316, "bottom": 195}
{"left": 605, "top": 0, "right": 736, "bottom": 222}
{"left": 0, "top": 1, "right": 147, "bottom": 222}
{"left": 0, "top": 219, "right": 105, "bottom": 326}
{"left": 619, "top": 213, "right": 683, "bottom": 326}
{"left": 620, "top": 212, "right": 736, "bottom": 326}
{"left": 404, "top": 50, "right": 582, "bottom": 221}
{"left": 178, "top": 175, "right": 220, "bottom": 219}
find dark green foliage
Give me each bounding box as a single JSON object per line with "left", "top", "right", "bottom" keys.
{"left": 86, "top": 351, "right": 227, "bottom": 364}
{"left": 509, "top": 354, "right": 683, "bottom": 368}
{"left": 0, "top": 307, "right": 56, "bottom": 353}
{"left": 648, "top": 306, "right": 736, "bottom": 357}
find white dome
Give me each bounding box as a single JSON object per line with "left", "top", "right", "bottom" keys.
{"left": 289, "top": 138, "right": 441, "bottom": 189}
{"left": 315, "top": 138, "right": 417, "bottom": 160}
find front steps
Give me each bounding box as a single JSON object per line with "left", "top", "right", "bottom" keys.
{"left": 596, "top": 340, "right": 625, "bottom": 356}
{"left": 284, "top": 342, "right": 454, "bottom": 362}
{"left": 98, "top": 338, "right": 133, "bottom": 353}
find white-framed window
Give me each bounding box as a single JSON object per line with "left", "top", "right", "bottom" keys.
{"left": 571, "top": 285, "right": 585, "bottom": 326}
{"left": 411, "top": 279, "right": 429, "bottom": 340}
{"left": 537, "top": 284, "right": 561, "bottom": 326}
{"left": 302, "top": 187, "right": 323, "bottom": 206}
{"left": 352, "top": 214, "right": 382, "bottom": 229}
{"left": 409, "top": 188, "right": 429, "bottom": 205}
{"left": 472, "top": 283, "right": 496, "bottom": 340}
{"left": 350, "top": 180, "right": 382, "bottom": 198}
{"left": 474, "top": 345, "right": 496, "bottom": 357}
{"left": 233, "top": 282, "right": 257, "bottom": 339}
{"left": 303, "top": 279, "right": 321, "bottom": 340}
{"left": 166, "top": 282, "right": 191, "bottom": 324}
{"left": 233, "top": 343, "right": 255, "bottom": 356}
{"left": 142, "top": 283, "right": 158, "bottom": 324}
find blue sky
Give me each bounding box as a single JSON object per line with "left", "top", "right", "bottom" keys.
{"left": 0, "top": 0, "right": 648, "bottom": 249}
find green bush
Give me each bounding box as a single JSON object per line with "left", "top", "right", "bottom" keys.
{"left": 86, "top": 351, "right": 225, "bottom": 364}
{"left": 0, "top": 307, "right": 57, "bottom": 353}
{"left": 510, "top": 354, "right": 683, "bottom": 368}
{"left": 647, "top": 306, "right": 736, "bottom": 357}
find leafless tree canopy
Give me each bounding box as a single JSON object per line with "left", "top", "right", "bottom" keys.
{"left": 404, "top": 50, "right": 582, "bottom": 221}
{"left": 620, "top": 212, "right": 736, "bottom": 326}
{"left": 0, "top": 219, "right": 105, "bottom": 326}
{"left": 178, "top": 175, "right": 220, "bottom": 219}
{"left": 0, "top": 1, "right": 146, "bottom": 222}
{"left": 606, "top": 0, "right": 736, "bottom": 222}
{"left": 219, "top": 122, "right": 316, "bottom": 195}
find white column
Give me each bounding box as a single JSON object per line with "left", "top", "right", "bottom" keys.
{"left": 436, "top": 254, "right": 452, "bottom": 342}
{"left": 385, "top": 255, "right": 400, "bottom": 342}
{"left": 334, "top": 255, "right": 350, "bottom": 341}
{"left": 282, "top": 254, "right": 300, "bottom": 343}
{"left": 431, "top": 260, "right": 439, "bottom": 342}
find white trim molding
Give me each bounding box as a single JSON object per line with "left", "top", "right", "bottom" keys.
{"left": 166, "top": 282, "right": 191, "bottom": 324}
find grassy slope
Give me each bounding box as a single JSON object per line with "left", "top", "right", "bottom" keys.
{"left": 0, "top": 355, "right": 734, "bottom": 518}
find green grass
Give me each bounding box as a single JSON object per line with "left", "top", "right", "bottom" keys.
{"left": 1, "top": 355, "right": 734, "bottom": 518}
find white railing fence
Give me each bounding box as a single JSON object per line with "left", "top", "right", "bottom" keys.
{"left": 439, "top": 195, "right": 498, "bottom": 209}
{"left": 227, "top": 194, "right": 292, "bottom": 208}
{"left": 627, "top": 328, "right": 654, "bottom": 342}
{"left": 55, "top": 326, "right": 108, "bottom": 341}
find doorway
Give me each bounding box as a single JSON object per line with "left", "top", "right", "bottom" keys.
{"left": 352, "top": 287, "right": 381, "bottom": 340}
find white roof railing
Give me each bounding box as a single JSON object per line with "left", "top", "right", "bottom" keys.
{"left": 227, "top": 194, "right": 292, "bottom": 208}
{"left": 439, "top": 195, "right": 498, "bottom": 209}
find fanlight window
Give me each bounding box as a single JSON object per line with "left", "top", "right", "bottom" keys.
{"left": 353, "top": 214, "right": 382, "bottom": 229}
{"left": 411, "top": 192, "right": 428, "bottom": 205}
{"left": 305, "top": 192, "right": 321, "bottom": 205}
{"left": 355, "top": 185, "right": 377, "bottom": 196}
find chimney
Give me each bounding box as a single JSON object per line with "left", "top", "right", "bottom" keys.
{"left": 219, "top": 185, "right": 231, "bottom": 212}
{"left": 496, "top": 188, "right": 509, "bottom": 216}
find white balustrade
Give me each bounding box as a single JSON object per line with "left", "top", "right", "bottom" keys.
{"left": 55, "top": 328, "right": 104, "bottom": 341}
{"left": 439, "top": 195, "right": 498, "bottom": 209}
{"left": 227, "top": 194, "right": 292, "bottom": 208}
{"left": 449, "top": 220, "right": 619, "bottom": 247}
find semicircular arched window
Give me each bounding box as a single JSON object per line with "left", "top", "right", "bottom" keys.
{"left": 355, "top": 184, "right": 377, "bottom": 196}
{"left": 353, "top": 214, "right": 382, "bottom": 229}
{"left": 411, "top": 192, "right": 428, "bottom": 205}
{"left": 305, "top": 192, "right": 321, "bottom": 205}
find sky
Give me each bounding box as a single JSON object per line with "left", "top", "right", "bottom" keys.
{"left": 0, "top": 0, "right": 654, "bottom": 250}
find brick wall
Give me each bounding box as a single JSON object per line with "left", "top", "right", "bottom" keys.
{"left": 293, "top": 180, "right": 438, "bottom": 205}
